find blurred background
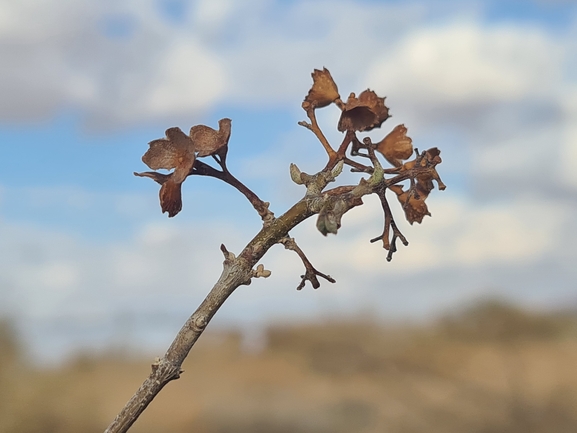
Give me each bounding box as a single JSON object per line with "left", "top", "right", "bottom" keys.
{"left": 1, "top": 0, "right": 577, "bottom": 431}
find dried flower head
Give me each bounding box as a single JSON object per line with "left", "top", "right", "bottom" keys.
{"left": 376, "top": 124, "right": 413, "bottom": 167}
{"left": 142, "top": 127, "right": 196, "bottom": 176}
{"left": 302, "top": 68, "right": 341, "bottom": 110}
{"left": 337, "top": 90, "right": 390, "bottom": 132}
{"left": 141, "top": 127, "right": 196, "bottom": 217}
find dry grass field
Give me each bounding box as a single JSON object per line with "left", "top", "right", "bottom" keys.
{"left": 1, "top": 300, "right": 577, "bottom": 433}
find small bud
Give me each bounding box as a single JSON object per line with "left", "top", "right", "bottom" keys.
{"left": 290, "top": 163, "right": 304, "bottom": 185}
{"left": 367, "top": 159, "right": 384, "bottom": 186}
{"left": 330, "top": 160, "right": 344, "bottom": 179}
{"left": 254, "top": 264, "right": 272, "bottom": 278}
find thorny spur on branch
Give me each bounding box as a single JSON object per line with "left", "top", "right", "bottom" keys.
{"left": 105, "top": 67, "right": 445, "bottom": 433}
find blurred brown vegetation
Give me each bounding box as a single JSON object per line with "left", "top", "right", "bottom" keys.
{"left": 1, "top": 300, "right": 577, "bottom": 433}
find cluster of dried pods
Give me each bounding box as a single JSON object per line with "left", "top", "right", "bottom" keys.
{"left": 136, "top": 67, "right": 445, "bottom": 263}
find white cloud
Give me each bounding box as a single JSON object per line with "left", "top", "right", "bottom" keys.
{"left": 0, "top": 216, "right": 237, "bottom": 319}
{"left": 140, "top": 40, "right": 226, "bottom": 117}
{"left": 558, "top": 86, "right": 577, "bottom": 189}
{"left": 0, "top": 0, "right": 227, "bottom": 124}
{"left": 0, "top": 0, "right": 425, "bottom": 124}
{"left": 0, "top": 0, "right": 574, "bottom": 130}
{"left": 2, "top": 0, "right": 577, "bottom": 361}
{"left": 366, "top": 22, "right": 562, "bottom": 107}
{"left": 192, "top": 0, "right": 236, "bottom": 32}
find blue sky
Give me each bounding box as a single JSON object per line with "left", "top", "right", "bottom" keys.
{"left": 1, "top": 0, "right": 577, "bottom": 362}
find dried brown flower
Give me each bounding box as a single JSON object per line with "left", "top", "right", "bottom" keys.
{"left": 141, "top": 127, "right": 196, "bottom": 217}
{"left": 337, "top": 90, "right": 390, "bottom": 132}
{"left": 190, "top": 118, "right": 232, "bottom": 157}
{"left": 376, "top": 124, "right": 413, "bottom": 167}
{"left": 302, "top": 68, "right": 341, "bottom": 110}
{"left": 389, "top": 184, "right": 431, "bottom": 225}
{"left": 142, "top": 127, "right": 196, "bottom": 174}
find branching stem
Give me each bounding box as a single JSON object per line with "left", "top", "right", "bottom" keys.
{"left": 191, "top": 160, "right": 274, "bottom": 222}
{"left": 299, "top": 107, "right": 336, "bottom": 160}
{"left": 280, "top": 237, "right": 336, "bottom": 290}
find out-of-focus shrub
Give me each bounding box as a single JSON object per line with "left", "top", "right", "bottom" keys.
{"left": 438, "top": 300, "right": 577, "bottom": 342}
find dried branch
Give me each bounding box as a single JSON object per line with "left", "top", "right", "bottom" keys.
{"left": 105, "top": 199, "right": 313, "bottom": 433}
{"left": 370, "top": 188, "right": 409, "bottom": 262}
{"left": 191, "top": 159, "right": 274, "bottom": 223}
{"left": 137, "top": 158, "right": 274, "bottom": 223}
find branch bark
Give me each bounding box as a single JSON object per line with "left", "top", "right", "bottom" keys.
{"left": 104, "top": 198, "right": 316, "bottom": 433}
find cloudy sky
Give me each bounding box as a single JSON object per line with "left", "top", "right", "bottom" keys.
{"left": 1, "top": 0, "right": 576, "bottom": 362}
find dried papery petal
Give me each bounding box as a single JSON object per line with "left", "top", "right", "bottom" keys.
{"left": 190, "top": 118, "right": 232, "bottom": 158}
{"left": 376, "top": 124, "right": 413, "bottom": 167}
{"left": 159, "top": 179, "right": 183, "bottom": 217}
{"left": 337, "top": 90, "right": 390, "bottom": 132}
{"left": 302, "top": 68, "right": 341, "bottom": 110}
{"left": 389, "top": 184, "right": 431, "bottom": 225}
{"left": 133, "top": 171, "right": 170, "bottom": 185}
{"left": 142, "top": 127, "right": 195, "bottom": 171}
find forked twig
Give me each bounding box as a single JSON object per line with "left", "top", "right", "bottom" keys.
{"left": 370, "top": 188, "right": 409, "bottom": 262}
{"left": 280, "top": 237, "right": 336, "bottom": 290}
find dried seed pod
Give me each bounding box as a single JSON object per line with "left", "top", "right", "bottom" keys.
{"left": 338, "top": 90, "right": 390, "bottom": 132}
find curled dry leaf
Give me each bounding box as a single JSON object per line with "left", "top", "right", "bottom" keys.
{"left": 141, "top": 127, "right": 196, "bottom": 218}
{"left": 376, "top": 124, "right": 413, "bottom": 167}
{"left": 389, "top": 184, "right": 431, "bottom": 225}
{"left": 302, "top": 68, "right": 341, "bottom": 110}
{"left": 190, "top": 118, "right": 232, "bottom": 158}
{"left": 337, "top": 90, "right": 390, "bottom": 132}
